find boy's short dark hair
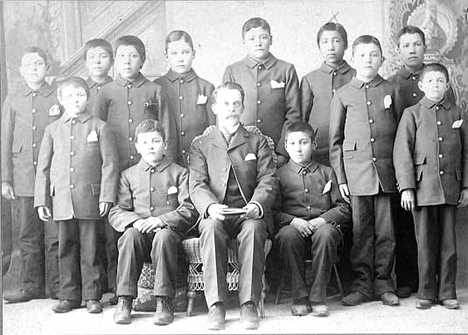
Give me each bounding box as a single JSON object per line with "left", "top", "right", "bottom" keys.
{"left": 135, "top": 119, "right": 166, "bottom": 141}
{"left": 114, "top": 35, "right": 146, "bottom": 63}
{"left": 242, "top": 17, "right": 271, "bottom": 38}
{"left": 57, "top": 76, "right": 90, "bottom": 99}
{"left": 212, "top": 82, "right": 245, "bottom": 106}
{"left": 396, "top": 25, "right": 426, "bottom": 47}
{"left": 165, "top": 30, "right": 194, "bottom": 52}
{"left": 285, "top": 121, "right": 316, "bottom": 142}
{"left": 420, "top": 63, "right": 449, "bottom": 82}
{"left": 317, "top": 22, "right": 348, "bottom": 49}
{"left": 352, "top": 35, "right": 382, "bottom": 56}
{"left": 22, "top": 46, "right": 48, "bottom": 65}
{"left": 84, "top": 39, "right": 114, "bottom": 63}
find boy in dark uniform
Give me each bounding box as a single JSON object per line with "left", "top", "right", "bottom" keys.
{"left": 2, "top": 47, "right": 60, "bottom": 303}
{"left": 394, "top": 63, "right": 468, "bottom": 310}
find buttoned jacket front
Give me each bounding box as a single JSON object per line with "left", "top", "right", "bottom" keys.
{"left": 222, "top": 54, "right": 301, "bottom": 155}
{"left": 86, "top": 76, "right": 113, "bottom": 114}
{"left": 393, "top": 97, "right": 468, "bottom": 206}
{"left": 93, "top": 73, "right": 177, "bottom": 170}
{"left": 1, "top": 82, "right": 62, "bottom": 196}
{"left": 188, "top": 125, "right": 278, "bottom": 235}
{"left": 154, "top": 69, "right": 215, "bottom": 166}
{"left": 329, "top": 75, "right": 404, "bottom": 195}
{"left": 34, "top": 112, "right": 119, "bottom": 220}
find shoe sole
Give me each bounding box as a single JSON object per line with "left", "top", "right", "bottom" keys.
{"left": 208, "top": 322, "right": 225, "bottom": 331}
{"left": 415, "top": 303, "right": 432, "bottom": 309}
{"left": 382, "top": 301, "right": 400, "bottom": 306}
{"left": 114, "top": 318, "right": 132, "bottom": 325}
{"left": 154, "top": 318, "right": 173, "bottom": 326}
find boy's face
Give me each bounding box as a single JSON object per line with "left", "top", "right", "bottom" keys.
{"left": 319, "top": 30, "right": 346, "bottom": 66}
{"left": 352, "top": 43, "right": 383, "bottom": 81}
{"left": 115, "top": 45, "right": 143, "bottom": 80}
{"left": 20, "top": 52, "right": 48, "bottom": 86}
{"left": 135, "top": 131, "right": 166, "bottom": 165}
{"left": 58, "top": 85, "right": 88, "bottom": 117}
{"left": 243, "top": 27, "right": 272, "bottom": 62}
{"left": 166, "top": 39, "right": 195, "bottom": 75}
{"left": 86, "top": 46, "right": 112, "bottom": 78}
{"left": 397, "top": 33, "right": 425, "bottom": 70}
{"left": 418, "top": 71, "right": 449, "bottom": 102}
{"left": 212, "top": 88, "right": 244, "bottom": 129}
{"left": 285, "top": 131, "right": 314, "bottom": 166}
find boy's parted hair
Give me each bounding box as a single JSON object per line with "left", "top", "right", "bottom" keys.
{"left": 242, "top": 17, "right": 271, "bottom": 38}
{"left": 57, "top": 76, "right": 90, "bottom": 99}
{"left": 352, "top": 35, "right": 382, "bottom": 56}
{"left": 317, "top": 22, "right": 348, "bottom": 49}
{"left": 285, "top": 121, "right": 316, "bottom": 142}
{"left": 165, "top": 30, "right": 194, "bottom": 52}
{"left": 420, "top": 63, "right": 449, "bottom": 82}
{"left": 135, "top": 119, "right": 166, "bottom": 141}
{"left": 22, "top": 46, "right": 48, "bottom": 65}
{"left": 212, "top": 82, "right": 245, "bottom": 106}
{"left": 114, "top": 35, "right": 146, "bottom": 63}
{"left": 84, "top": 39, "right": 114, "bottom": 63}
{"left": 396, "top": 25, "right": 426, "bottom": 47}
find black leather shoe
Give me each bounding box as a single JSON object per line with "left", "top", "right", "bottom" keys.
{"left": 381, "top": 292, "right": 400, "bottom": 306}
{"left": 109, "top": 293, "right": 118, "bottom": 305}
{"left": 3, "top": 289, "right": 45, "bottom": 303}
{"left": 52, "top": 299, "right": 82, "bottom": 313}
{"left": 240, "top": 301, "right": 259, "bottom": 330}
{"left": 415, "top": 298, "right": 432, "bottom": 309}
{"left": 86, "top": 300, "right": 102, "bottom": 313}
{"left": 442, "top": 299, "right": 459, "bottom": 310}
{"left": 396, "top": 286, "right": 412, "bottom": 298}
{"left": 114, "top": 296, "right": 133, "bottom": 324}
{"left": 341, "top": 292, "right": 371, "bottom": 306}
{"left": 207, "top": 302, "right": 226, "bottom": 330}
{"left": 154, "top": 296, "right": 174, "bottom": 325}
{"left": 291, "top": 297, "right": 311, "bottom": 316}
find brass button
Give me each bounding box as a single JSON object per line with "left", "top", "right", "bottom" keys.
{"left": 257, "top": 119, "right": 262, "bottom": 123}
{"left": 179, "top": 96, "right": 183, "bottom": 100}
{"left": 130, "top": 155, "right": 134, "bottom": 160}
{"left": 70, "top": 151, "right": 75, "bottom": 156}
{"left": 32, "top": 125, "right": 37, "bottom": 131}
{"left": 70, "top": 135, "right": 75, "bottom": 140}
{"left": 304, "top": 188, "right": 309, "bottom": 193}
{"left": 32, "top": 92, "right": 37, "bottom": 97}
{"left": 257, "top": 100, "right": 261, "bottom": 105}
{"left": 436, "top": 121, "right": 441, "bottom": 126}
{"left": 370, "top": 137, "right": 375, "bottom": 143}
{"left": 70, "top": 167, "right": 75, "bottom": 172}
{"left": 33, "top": 161, "right": 37, "bottom": 166}
{"left": 129, "top": 137, "right": 133, "bottom": 142}
{"left": 150, "top": 206, "right": 155, "bottom": 211}
{"left": 180, "top": 114, "right": 185, "bottom": 118}
{"left": 150, "top": 187, "right": 155, "bottom": 192}
{"left": 372, "top": 157, "right": 377, "bottom": 162}
{"left": 128, "top": 118, "right": 133, "bottom": 123}
{"left": 439, "top": 170, "right": 444, "bottom": 175}
{"left": 181, "top": 131, "right": 185, "bottom": 136}
{"left": 32, "top": 108, "right": 36, "bottom": 113}
{"left": 366, "top": 101, "right": 371, "bottom": 106}
{"left": 256, "top": 82, "right": 261, "bottom": 87}
{"left": 439, "top": 154, "right": 443, "bottom": 159}
{"left": 369, "top": 119, "right": 374, "bottom": 124}
{"left": 32, "top": 143, "right": 37, "bottom": 148}
{"left": 127, "top": 100, "right": 132, "bottom": 105}
{"left": 128, "top": 84, "right": 132, "bottom": 89}
{"left": 70, "top": 184, "right": 75, "bottom": 189}
{"left": 412, "top": 93, "right": 417, "bottom": 97}
{"left": 365, "top": 84, "right": 369, "bottom": 89}
{"left": 182, "top": 149, "right": 186, "bottom": 154}
{"left": 438, "top": 137, "right": 443, "bottom": 142}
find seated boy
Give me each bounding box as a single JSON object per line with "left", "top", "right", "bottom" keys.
{"left": 109, "top": 119, "right": 197, "bottom": 325}
{"left": 393, "top": 63, "right": 468, "bottom": 310}
{"left": 274, "top": 121, "right": 351, "bottom": 317}
{"left": 188, "top": 82, "right": 278, "bottom": 330}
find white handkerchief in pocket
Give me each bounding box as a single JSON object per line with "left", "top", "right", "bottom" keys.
{"left": 167, "top": 186, "right": 178, "bottom": 194}
{"left": 270, "top": 79, "right": 285, "bottom": 89}
{"left": 245, "top": 153, "right": 257, "bottom": 161}
{"left": 49, "top": 104, "right": 60, "bottom": 116}
{"left": 322, "top": 180, "right": 332, "bottom": 194}
{"left": 87, "top": 130, "right": 98, "bottom": 142}
{"left": 384, "top": 95, "right": 392, "bottom": 109}
{"left": 197, "top": 94, "right": 208, "bottom": 104}
{"left": 452, "top": 119, "right": 463, "bottom": 129}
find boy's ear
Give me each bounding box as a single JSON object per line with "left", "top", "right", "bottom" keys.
{"left": 418, "top": 81, "right": 423, "bottom": 91}
{"left": 270, "top": 35, "right": 273, "bottom": 45}
{"left": 312, "top": 140, "right": 318, "bottom": 150}
{"left": 211, "top": 103, "right": 218, "bottom": 116}
{"left": 381, "top": 56, "right": 385, "bottom": 64}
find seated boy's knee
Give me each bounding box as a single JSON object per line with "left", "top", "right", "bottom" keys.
{"left": 313, "top": 224, "right": 340, "bottom": 243}
{"left": 275, "top": 225, "right": 301, "bottom": 241}
{"left": 118, "top": 227, "right": 143, "bottom": 245}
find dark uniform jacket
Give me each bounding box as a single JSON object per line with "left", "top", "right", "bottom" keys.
{"left": 301, "top": 61, "right": 355, "bottom": 165}
{"left": 93, "top": 73, "right": 177, "bottom": 170}
{"left": 274, "top": 160, "right": 351, "bottom": 234}
{"left": 108, "top": 156, "right": 197, "bottom": 233}
{"left": 86, "top": 76, "right": 113, "bottom": 114}
{"left": 1, "top": 82, "right": 62, "bottom": 196}
{"left": 34, "top": 112, "right": 119, "bottom": 220}
{"left": 222, "top": 54, "right": 301, "bottom": 155}
{"left": 188, "top": 125, "right": 278, "bottom": 235}
{"left": 393, "top": 97, "right": 468, "bottom": 206}
{"left": 154, "top": 69, "right": 215, "bottom": 166}
{"left": 329, "top": 75, "right": 404, "bottom": 195}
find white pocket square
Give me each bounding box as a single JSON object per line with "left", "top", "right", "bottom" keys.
{"left": 87, "top": 130, "right": 98, "bottom": 142}
{"left": 452, "top": 119, "right": 463, "bottom": 128}
{"left": 270, "top": 79, "right": 285, "bottom": 89}
{"left": 322, "top": 180, "right": 332, "bottom": 194}
{"left": 384, "top": 95, "right": 392, "bottom": 109}
{"left": 197, "top": 94, "right": 208, "bottom": 104}
{"left": 49, "top": 104, "right": 60, "bottom": 116}
{"left": 245, "top": 153, "right": 257, "bottom": 161}
{"left": 167, "top": 186, "right": 178, "bottom": 194}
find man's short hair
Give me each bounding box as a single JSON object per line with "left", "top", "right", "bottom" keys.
{"left": 165, "top": 30, "right": 194, "bottom": 52}
{"left": 84, "top": 39, "right": 114, "bottom": 63}
{"left": 114, "top": 35, "right": 146, "bottom": 63}
{"left": 212, "top": 82, "right": 245, "bottom": 106}
{"left": 420, "top": 63, "right": 449, "bottom": 82}
{"left": 242, "top": 17, "right": 271, "bottom": 38}
{"left": 135, "top": 119, "right": 166, "bottom": 141}
{"left": 285, "top": 121, "right": 316, "bottom": 142}
{"left": 57, "top": 76, "right": 90, "bottom": 99}
{"left": 396, "top": 25, "right": 426, "bottom": 47}
{"left": 22, "top": 46, "right": 48, "bottom": 65}
{"left": 317, "top": 22, "right": 348, "bottom": 49}
{"left": 352, "top": 35, "right": 382, "bottom": 56}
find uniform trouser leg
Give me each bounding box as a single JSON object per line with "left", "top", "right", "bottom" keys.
{"left": 104, "top": 219, "right": 118, "bottom": 291}
{"left": 115, "top": 228, "right": 147, "bottom": 298}
{"left": 58, "top": 220, "right": 81, "bottom": 300}
{"left": 151, "top": 228, "right": 183, "bottom": 300}
{"left": 18, "top": 197, "right": 45, "bottom": 293}
{"left": 236, "top": 219, "right": 267, "bottom": 306}
{"left": 44, "top": 218, "right": 59, "bottom": 296}
{"left": 413, "top": 205, "right": 457, "bottom": 301}
{"left": 78, "top": 219, "right": 101, "bottom": 300}
{"left": 309, "top": 224, "right": 341, "bottom": 303}
{"left": 96, "top": 220, "right": 108, "bottom": 291}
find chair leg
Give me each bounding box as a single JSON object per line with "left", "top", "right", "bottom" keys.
{"left": 259, "top": 273, "right": 267, "bottom": 318}
{"left": 186, "top": 290, "right": 197, "bottom": 316}
{"left": 274, "top": 269, "right": 286, "bottom": 305}
{"left": 333, "top": 264, "right": 344, "bottom": 298}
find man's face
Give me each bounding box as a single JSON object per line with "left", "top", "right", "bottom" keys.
{"left": 212, "top": 88, "right": 244, "bottom": 129}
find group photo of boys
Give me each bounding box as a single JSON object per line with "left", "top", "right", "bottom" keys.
{"left": 2, "top": 0, "right": 468, "bottom": 334}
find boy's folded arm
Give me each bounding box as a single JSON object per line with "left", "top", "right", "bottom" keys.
{"left": 108, "top": 203, "right": 141, "bottom": 232}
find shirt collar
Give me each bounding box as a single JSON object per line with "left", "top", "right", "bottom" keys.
{"left": 319, "top": 61, "right": 353, "bottom": 75}
{"left": 23, "top": 81, "right": 54, "bottom": 97}
{"left": 287, "top": 159, "right": 318, "bottom": 174}
{"left": 243, "top": 53, "right": 277, "bottom": 69}
{"left": 115, "top": 73, "right": 147, "bottom": 88}
{"left": 137, "top": 155, "right": 171, "bottom": 172}
{"left": 419, "top": 96, "right": 451, "bottom": 110}
{"left": 349, "top": 74, "right": 384, "bottom": 89}
{"left": 60, "top": 112, "right": 92, "bottom": 123}
{"left": 86, "top": 76, "right": 113, "bottom": 89}
{"left": 165, "top": 69, "right": 198, "bottom": 83}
